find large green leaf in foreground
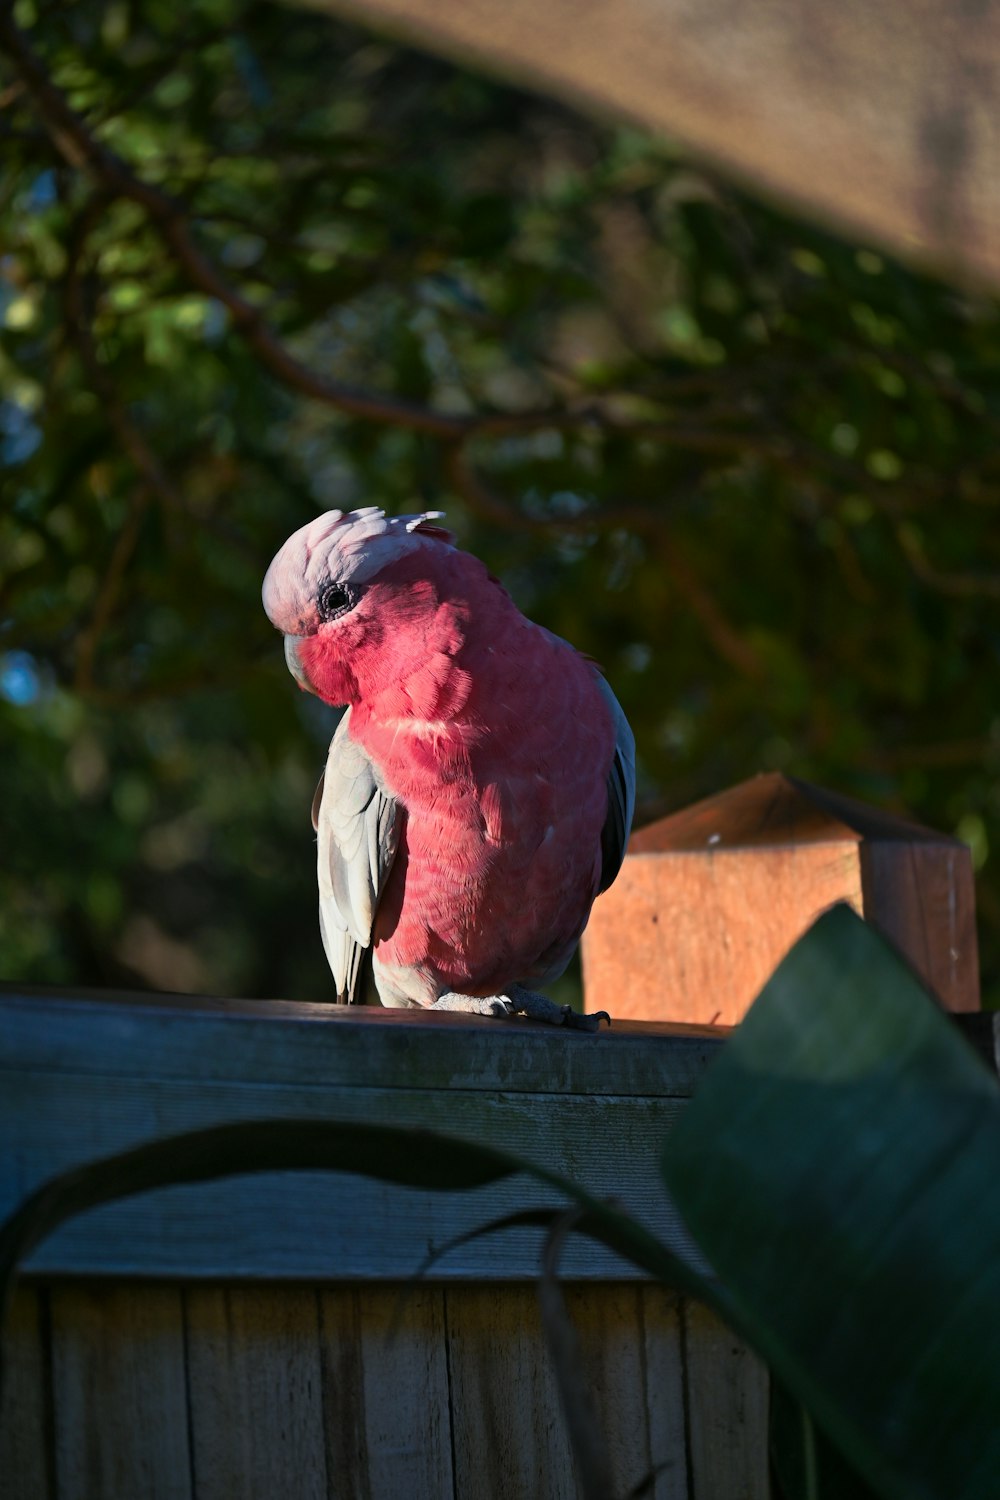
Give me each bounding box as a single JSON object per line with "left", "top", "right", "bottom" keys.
{"left": 663, "top": 904, "right": 1000, "bottom": 1500}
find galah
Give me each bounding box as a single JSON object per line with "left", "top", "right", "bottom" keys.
{"left": 262, "top": 508, "right": 635, "bottom": 1030}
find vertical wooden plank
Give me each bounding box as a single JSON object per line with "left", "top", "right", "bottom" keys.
{"left": 0, "top": 1286, "right": 52, "bottom": 1500}
{"left": 184, "top": 1286, "right": 327, "bottom": 1500}
{"left": 639, "top": 1286, "right": 690, "bottom": 1500}
{"left": 446, "top": 1284, "right": 695, "bottom": 1499}
{"left": 49, "top": 1284, "right": 192, "bottom": 1500}
{"left": 861, "top": 842, "right": 980, "bottom": 1013}
{"left": 565, "top": 1283, "right": 689, "bottom": 1500}
{"left": 315, "top": 1285, "right": 369, "bottom": 1500}
{"left": 317, "top": 1285, "right": 453, "bottom": 1500}
{"left": 564, "top": 1283, "right": 650, "bottom": 1495}
{"left": 683, "top": 1300, "right": 769, "bottom": 1500}
{"left": 445, "top": 1284, "right": 576, "bottom": 1500}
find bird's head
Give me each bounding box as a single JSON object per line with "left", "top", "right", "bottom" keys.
{"left": 262, "top": 507, "right": 464, "bottom": 707}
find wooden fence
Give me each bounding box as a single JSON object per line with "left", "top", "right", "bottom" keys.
{"left": 0, "top": 992, "right": 766, "bottom": 1500}
{"left": 1, "top": 777, "right": 995, "bottom": 1499}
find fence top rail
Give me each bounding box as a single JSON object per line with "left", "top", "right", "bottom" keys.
{"left": 0, "top": 985, "right": 724, "bottom": 1282}
{"left": 1, "top": 984, "right": 995, "bottom": 1283}
{"left": 0, "top": 983, "right": 724, "bottom": 1096}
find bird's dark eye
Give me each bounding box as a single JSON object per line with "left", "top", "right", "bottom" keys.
{"left": 317, "top": 581, "right": 353, "bottom": 621}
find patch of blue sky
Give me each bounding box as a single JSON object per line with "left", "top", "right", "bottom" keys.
{"left": 26, "top": 170, "right": 58, "bottom": 210}
{"left": 0, "top": 651, "right": 42, "bottom": 707}
{"left": 0, "top": 400, "right": 42, "bottom": 466}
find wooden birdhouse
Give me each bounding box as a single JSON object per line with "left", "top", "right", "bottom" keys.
{"left": 582, "top": 772, "right": 980, "bottom": 1024}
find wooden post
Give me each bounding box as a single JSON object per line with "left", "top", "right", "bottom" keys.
{"left": 582, "top": 772, "right": 980, "bottom": 1025}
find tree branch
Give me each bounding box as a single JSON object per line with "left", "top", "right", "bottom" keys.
{"left": 7, "top": 3, "right": 968, "bottom": 690}
{"left": 63, "top": 198, "right": 258, "bottom": 563}
{"left": 895, "top": 522, "right": 1000, "bottom": 599}
{"left": 73, "top": 486, "right": 149, "bottom": 694}
{"left": 863, "top": 737, "right": 998, "bottom": 772}
{"left": 0, "top": 9, "right": 470, "bottom": 438}
{"left": 444, "top": 447, "right": 768, "bottom": 680}
{"left": 64, "top": 199, "right": 187, "bottom": 512}
{"left": 0, "top": 6, "right": 873, "bottom": 478}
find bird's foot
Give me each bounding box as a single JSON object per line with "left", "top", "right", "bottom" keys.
{"left": 429, "top": 984, "right": 610, "bottom": 1032}
{"left": 508, "top": 983, "right": 611, "bottom": 1031}
{"left": 429, "top": 993, "right": 518, "bottom": 1019}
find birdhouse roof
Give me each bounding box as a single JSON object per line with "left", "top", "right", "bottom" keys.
{"left": 629, "top": 772, "right": 962, "bottom": 853}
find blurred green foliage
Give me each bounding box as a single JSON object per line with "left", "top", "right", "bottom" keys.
{"left": 3, "top": 0, "right": 1000, "bottom": 1003}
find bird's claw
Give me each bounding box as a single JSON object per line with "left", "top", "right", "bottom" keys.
{"left": 560, "top": 1005, "right": 611, "bottom": 1033}
{"left": 505, "top": 984, "right": 611, "bottom": 1030}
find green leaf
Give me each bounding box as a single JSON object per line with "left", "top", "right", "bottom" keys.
{"left": 769, "top": 1379, "right": 881, "bottom": 1500}
{"left": 662, "top": 905, "right": 1000, "bottom": 1500}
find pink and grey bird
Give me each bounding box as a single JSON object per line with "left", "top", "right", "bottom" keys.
{"left": 262, "top": 508, "right": 635, "bottom": 1030}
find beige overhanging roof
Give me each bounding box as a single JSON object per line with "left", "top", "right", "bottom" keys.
{"left": 305, "top": 0, "right": 1000, "bottom": 290}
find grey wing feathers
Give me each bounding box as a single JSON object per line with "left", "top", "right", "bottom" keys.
{"left": 314, "top": 709, "right": 403, "bottom": 1002}
{"left": 595, "top": 675, "right": 636, "bottom": 893}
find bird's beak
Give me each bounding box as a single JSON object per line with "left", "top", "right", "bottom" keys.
{"left": 284, "top": 634, "right": 311, "bottom": 691}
